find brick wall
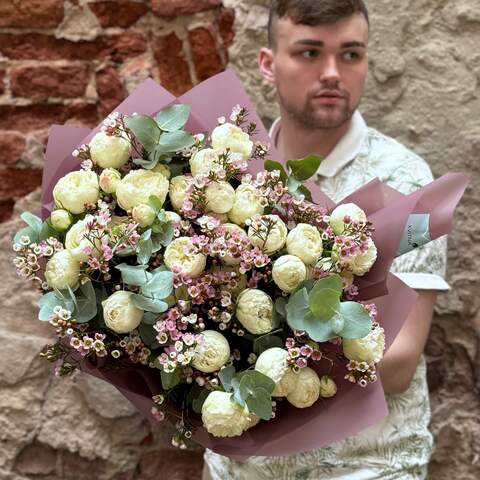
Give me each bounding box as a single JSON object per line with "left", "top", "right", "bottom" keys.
{"left": 0, "top": 0, "right": 234, "bottom": 223}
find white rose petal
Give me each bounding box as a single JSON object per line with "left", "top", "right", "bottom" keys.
{"left": 53, "top": 170, "right": 100, "bottom": 214}
{"left": 45, "top": 250, "right": 80, "bottom": 290}
{"left": 236, "top": 289, "right": 274, "bottom": 335}
{"left": 50, "top": 209, "right": 72, "bottom": 231}
{"left": 286, "top": 223, "right": 323, "bottom": 265}
{"left": 190, "top": 148, "right": 219, "bottom": 177}
{"left": 228, "top": 183, "right": 264, "bottom": 225}
{"left": 319, "top": 375, "right": 338, "bottom": 398}
{"left": 65, "top": 216, "right": 104, "bottom": 262}
{"left": 205, "top": 181, "right": 235, "bottom": 214}
{"left": 248, "top": 214, "right": 287, "bottom": 255}
{"left": 151, "top": 163, "right": 171, "bottom": 179}
{"left": 164, "top": 236, "right": 206, "bottom": 278}
{"left": 286, "top": 367, "right": 320, "bottom": 408}
{"left": 89, "top": 131, "right": 131, "bottom": 169}
{"left": 343, "top": 325, "right": 385, "bottom": 364}
{"left": 201, "top": 391, "right": 259, "bottom": 437}
{"left": 102, "top": 290, "right": 143, "bottom": 334}
{"left": 132, "top": 203, "right": 156, "bottom": 228}
{"left": 255, "top": 347, "right": 298, "bottom": 397}
{"left": 192, "top": 330, "right": 230, "bottom": 373}
{"left": 211, "top": 122, "right": 253, "bottom": 160}
{"left": 169, "top": 175, "right": 194, "bottom": 212}
{"left": 330, "top": 203, "right": 367, "bottom": 235}
{"left": 272, "top": 255, "right": 307, "bottom": 293}
{"left": 99, "top": 168, "right": 122, "bottom": 194}
{"left": 116, "top": 169, "right": 169, "bottom": 212}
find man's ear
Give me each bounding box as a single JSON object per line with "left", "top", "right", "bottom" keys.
{"left": 259, "top": 47, "right": 276, "bottom": 84}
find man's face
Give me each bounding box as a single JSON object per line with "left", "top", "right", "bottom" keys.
{"left": 263, "top": 14, "right": 369, "bottom": 130}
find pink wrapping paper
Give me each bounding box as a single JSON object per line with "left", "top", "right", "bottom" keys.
{"left": 40, "top": 70, "right": 468, "bottom": 457}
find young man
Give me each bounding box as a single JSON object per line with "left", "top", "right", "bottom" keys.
{"left": 203, "top": 1, "right": 449, "bottom": 478}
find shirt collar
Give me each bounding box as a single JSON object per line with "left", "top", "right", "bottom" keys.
{"left": 268, "top": 110, "right": 368, "bottom": 178}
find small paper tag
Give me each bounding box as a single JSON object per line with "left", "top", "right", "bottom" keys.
{"left": 396, "top": 214, "right": 431, "bottom": 256}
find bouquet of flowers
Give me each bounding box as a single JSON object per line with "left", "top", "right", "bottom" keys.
{"left": 12, "top": 71, "right": 467, "bottom": 456}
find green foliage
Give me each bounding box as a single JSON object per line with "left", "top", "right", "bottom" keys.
{"left": 336, "top": 302, "right": 372, "bottom": 339}
{"left": 287, "top": 155, "right": 322, "bottom": 181}
{"left": 309, "top": 274, "right": 343, "bottom": 320}
{"left": 142, "top": 271, "right": 174, "bottom": 299}
{"left": 155, "top": 104, "right": 191, "bottom": 132}
{"left": 264, "top": 159, "right": 288, "bottom": 183}
{"left": 131, "top": 294, "right": 168, "bottom": 314}
{"left": 158, "top": 131, "right": 195, "bottom": 153}
{"left": 139, "top": 322, "right": 160, "bottom": 348}
{"left": 161, "top": 369, "right": 182, "bottom": 390}
{"left": 218, "top": 365, "right": 236, "bottom": 392}
{"left": 14, "top": 212, "right": 45, "bottom": 245}
{"left": 192, "top": 388, "right": 210, "bottom": 414}
{"left": 137, "top": 229, "right": 153, "bottom": 265}
{"left": 124, "top": 115, "right": 160, "bottom": 151}
{"left": 253, "top": 334, "right": 283, "bottom": 356}
{"left": 115, "top": 263, "right": 150, "bottom": 286}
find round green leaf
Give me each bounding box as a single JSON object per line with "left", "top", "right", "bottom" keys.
{"left": 337, "top": 302, "right": 372, "bottom": 339}
{"left": 308, "top": 274, "right": 342, "bottom": 320}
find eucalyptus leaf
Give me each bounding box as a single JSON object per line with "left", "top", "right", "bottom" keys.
{"left": 148, "top": 196, "right": 164, "bottom": 212}
{"left": 285, "top": 287, "right": 310, "bottom": 331}
{"left": 151, "top": 225, "right": 173, "bottom": 250}
{"left": 21, "top": 212, "right": 43, "bottom": 233}
{"left": 156, "top": 104, "right": 191, "bottom": 132}
{"left": 253, "top": 335, "right": 284, "bottom": 356}
{"left": 297, "top": 184, "right": 313, "bottom": 202}
{"left": 161, "top": 369, "right": 182, "bottom": 390}
{"left": 139, "top": 322, "right": 159, "bottom": 348}
{"left": 141, "top": 270, "right": 173, "bottom": 299}
{"left": 337, "top": 302, "right": 372, "bottom": 339}
{"left": 124, "top": 115, "right": 160, "bottom": 152}
{"left": 287, "top": 175, "right": 302, "bottom": 194}
{"left": 308, "top": 274, "right": 343, "bottom": 320}
{"left": 13, "top": 226, "right": 39, "bottom": 245}
{"left": 39, "top": 219, "right": 60, "bottom": 241}
{"left": 302, "top": 311, "right": 338, "bottom": 342}
{"left": 38, "top": 291, "right": 62, "bottom": 321}
{"left": 218, "top": 365, "right": 236, "bottom": 393}
{"left": 142, "top": 312, "right": 159, "bottom": 325}
{"left": 275, "top": 297, "right": 287, "bottom": 318}
{"left": 192, "top": 388, "right": 210, "bottom": 414}
{"left": 158, "top": 131, "right": 195, "bottom": 153}
{"left": 245, "top": 386, "right": 273, "bottom": 420}
{"left": 137, "top": 237, "right": 153, "bottom": 265}
{"left": 132, "top": 294, "right": 168, "bottom": 313}
{"left": 115, "top": 263, "right": 151, "bottom": 286}
{"left": 287, "top": 155, "right": 322, "bottom": 181}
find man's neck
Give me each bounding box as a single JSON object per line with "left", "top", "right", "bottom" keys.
{"left": 276, "top": 112, "right": 352, "bottom": 161}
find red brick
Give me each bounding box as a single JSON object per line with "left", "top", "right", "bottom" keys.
{"left": 96, "top": 66, "right": 126, "bottom": 116}
{"left": 0, "top": 70, "right": 5, "bottom": 95}
{"left": 188, "top": 27, "right": 224, "bottom": 82}
{"left": 218, "top": 7, "right": 235, "bottom": 48}
{"left": 0, "top": 104, "right": 99, "bottom": 133}
{"left": 138, "top": 448, "right": 204, "bottom": 479}
{"left": 0, "top": 32, "right": 147, "bottom": 62}
{"left": 0, "top": 0, "right": 63, "bottom": 28}
{"left": 11, "top": 65, "right": 90, "bottom": 99}
{"left": 0, "top": 167, "right": 42, "bottom": 202}
{"left": 153, "top": 33, "right": 193, "bottom": 96}
{"left": 14, "top": 442, "right": 57, "bottom": 476}
{"left": 89, "top": 0, "right": 148, "bottom": 28}
{"left": 151, "top": 0, "right": 221, "bottom": 18}
{"left": 0, "top": 132, "right": 26, "bottom": 166}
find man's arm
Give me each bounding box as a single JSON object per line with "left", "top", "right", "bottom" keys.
{"left": 379, "top": 290, "right": 438, "bottom": 395}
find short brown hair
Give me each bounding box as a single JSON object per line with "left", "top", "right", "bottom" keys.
{"left": 268, "top": 0, "right": 369, "bottom": 48}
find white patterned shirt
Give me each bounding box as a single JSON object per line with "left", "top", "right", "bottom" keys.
{"left": 204, "top": 111, "right": 448, "bottom": 480}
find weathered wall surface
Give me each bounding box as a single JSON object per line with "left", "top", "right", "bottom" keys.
{"left": 1, "top": 0, "right": 479, "bottom": 479}
{"left": 224, "top": 0, "right": 480, "bottom": 478}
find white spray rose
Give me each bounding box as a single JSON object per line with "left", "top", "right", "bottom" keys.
{"left": 190, "top": 148, "right": 219, "bottom": 177}
{"left": 255, "top": 347, "right": 298, "bottom": 397}
{"left": 272, "top": 255, "right": 307, "bottom": 293}
{"left": 319, "top": 375, "right": 338, "bottom": 398}
{"left": 338, "top": 238, "right": 378, "bottom": 276}
{"left": 132, "top": 203, "right": 156, "bottom": 228}
{"left": 191, "top": 330, "right": 231, "bottom": 373}
{"left": 99, "top": 168, "right": 122, "bottom": 194}
{"left": 286, "top": 367, "right": 320, "bottom": 408}
{"left": 248, "top": 214, "right": 288, "bottom": 255}
{"left": 89, "top": 131, "right": 131, "bottom": 169}
{"left": 343, "top": 325, "right": 386, "bottom": 364}
{"left": 102, "top": 290, "right": 143, "bottom": 334}
{"left": 236, "top": 289, "right": 274, "bottom": 335}
{"left": 50, "top": 209, "right": 72, "bottom": 231}
{"left": 45, "top": 250, "right": 80, "bottom": 290}
{"left": 116, "top": 169, "right": 169, "bottom": 212}
{"left": 151, "top": 162, "right": 171, "bottom": 179}
{"left": 329, "top": 203, "right": 367, "bottom": 235}
{"left": 205, "top": 181, "right": 235, "bottom": 214}
{"left": 287, "top": 224, "right": 323, "bottom": 265}
{"left": 201, "top": 391, "right": 259, "bottom": 437}
{"left": 164, "top": 236, "right": 206, "bottom": 278}
{"left": 53, "top": 170, "right": 99, "bottom": 214}
{"left": 65, "top": 216, "right": 103, "bottom": 262}
{"left": 211, "top": 122, "right": 253, "bottom": 160}
{"left": 169, "top": 175, "right": 193, "bottom": 212}
{"left": 228, "top": 183, "right": 264, "bottom": 225}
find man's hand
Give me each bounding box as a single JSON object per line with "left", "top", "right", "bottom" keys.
{"left": 379, "top": 290, "right": 438, "bottom": 395}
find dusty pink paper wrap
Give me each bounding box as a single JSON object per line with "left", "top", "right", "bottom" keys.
{"left": 42, "top": 71, "right": 468, "bottom": 457}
